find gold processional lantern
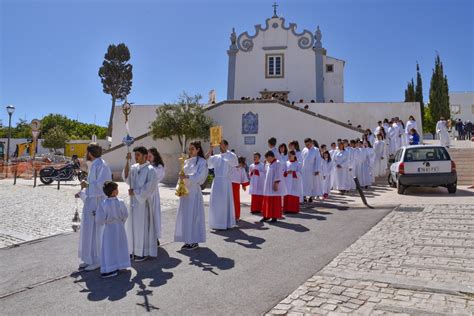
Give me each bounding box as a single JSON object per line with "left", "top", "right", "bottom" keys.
{"left": 175, "top": 153, "right": 189, "bottom": 197}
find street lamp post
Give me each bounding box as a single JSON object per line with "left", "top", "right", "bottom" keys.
{"left": 6, "top": 105, "right": 15, "bottom": 163}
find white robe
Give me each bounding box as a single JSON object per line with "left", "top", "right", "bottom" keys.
{"left": 78, "top": 158, "right": 111, "bottom": 266}
{"left": 329, "top": 149, "right": 337, "bottom": 188}
{"left": 208, "top": 151, "right": 238, "bottom": 229}
{"left": 351, "top": 147, "right": 363, "bottom": 190}
{"left": 231, "top": 166, "right": 249, "bottom": 185}
{"left": 321, "top": 160, "right": 333, "bottom": 195}
{"left": 174, "top": 156, "right": 208, "bottom": 244}
{"left": 96, "top": 197, "right": 130, "bottom": 273}
{"left": 360, "top": 148, "right": 376, "bottom": 186}
{"left": 373, "top": 140, "right": 387, "bottom": 177}
{"left": 151, "top": 164, "right": 165, "bottom": 239}
{"left": 263, "top": 160, "right": 285, "bottom": 196}
{"left": 345, "top": 147, "right": 356, "bottom": 190}
{"left": 436, "top": 120, "right": 450, "bottom": 147}
{"left": 248, "top": 162, "right": 265, "bottom": 196}
{"left": 388, "top": 126, "right": 398, "bottom": 156}
{"left": 123, "top": 162, "right": 159, "bottom": 257}
{"left": 333, "top": 150, "right": 350, "bottom": 191}
{"left": 301, "top": 146, "right": 322, "bottom": 196}
{"left": 284, "top": 160, "right": 303, "bottom": 197}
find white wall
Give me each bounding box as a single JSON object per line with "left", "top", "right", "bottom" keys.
{"left": 206, "top": 102, "right": 360, "bottom": 163}
{"left": 323, "top": 56, "right": 344, "bottom": 103}
{"left": 450, "top": 92, "right": 474, "bottom": 122}
{"left": 0, "top": 138, "right": 49, "bottom": 157}
{"left": 305, "top": 102, "right": 422, "bottom": 132}
{"left": 234, "top": 17, "right": 318, "bottom": 102}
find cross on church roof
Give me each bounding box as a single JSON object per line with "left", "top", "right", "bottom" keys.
{"left": 272, "top": 2, "right": 279, "bottom": 17}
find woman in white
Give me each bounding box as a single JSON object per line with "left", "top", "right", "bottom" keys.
{"left": 436, "top": 117, "right": 451, "bottom": 147}
{"left": 359, "top": 140, "right": 376, "bottom": 188}
{"left": 373, "top": 134, "right": 387, "bottom": 177}
{"left": 321, "top": 151, "right": 333, "bottom": 199}
{"left": 147, "top": 147, "right": 165, "bottom": 246}
{"left": 405, "top": 116, "right": 418, "bottom": 144}
{"left": 333, "top": 142, "right": 350, "bottom": 194}
{"left": 174, "top": 141, "right": 208, "bottom": 250}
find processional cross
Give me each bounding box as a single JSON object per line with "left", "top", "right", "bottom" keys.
{"left": 272, "top": 2, "right": 279, "bottom": 17}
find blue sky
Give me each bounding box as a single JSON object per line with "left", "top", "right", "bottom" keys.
{"left": 0, "top": 0, "right": 473, "bottom": 127}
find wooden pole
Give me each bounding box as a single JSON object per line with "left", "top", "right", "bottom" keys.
{"left": 33, "top": 168, "right": 37, "bottom": 188}
{"left": 13, "top": 165, "right": 17, "bottom": 185}
{"left": 57, "top": 179, "right": 60, "bottom": 190}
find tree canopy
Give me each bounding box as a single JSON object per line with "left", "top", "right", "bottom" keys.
{"left": 98, "top": 43, "right": 133, "bottom": 136}
{"left": 42, "top": 126, "right": 69, "bottom": 152}
{"left": 150, "top": 93, "right": 214, "bottom": 152}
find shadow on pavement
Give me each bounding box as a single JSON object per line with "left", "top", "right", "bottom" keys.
{"left": 178, "top": 247, "right": 235, "bottom": 275}
{"left": 70, "top": 247, "right": 181, "bottom": 311}
{"left": 267, "top": 220, "right": 310, "bottom": 232}
{"left": 212, "top": 221, "right": 266, "bottom": 249}
{"left": 285, "top": 212, "right": 327, "bottom": 221}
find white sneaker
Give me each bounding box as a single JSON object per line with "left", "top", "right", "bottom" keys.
{"left": 84, "top": 263, "right": 100, "bottom": 271}
{"left": 78, "top": 263, "right": 88, "bottom": 269}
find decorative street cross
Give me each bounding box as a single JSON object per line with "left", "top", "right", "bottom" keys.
{"left": 272, "top": 2, "right": 279, "bottom": 17}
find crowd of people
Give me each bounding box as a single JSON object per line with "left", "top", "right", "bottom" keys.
{"left": 75, "top": 114, "right": 455, "bottom": 279}
{"left": 454, "top": 118, "right": 473, "bottom": 141}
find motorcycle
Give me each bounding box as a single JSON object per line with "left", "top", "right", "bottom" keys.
{"left": 39, "top": 156, "right": 88, "bottom": 185}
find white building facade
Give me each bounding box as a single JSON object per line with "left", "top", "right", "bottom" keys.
{"left": 450, "top": 92, "right": 474, "bottom": 122}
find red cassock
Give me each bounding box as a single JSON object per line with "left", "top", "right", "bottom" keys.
{"left": 231, "top": 167, "right": 249, "bottom": 221}
{"left": 262, "top": 195, "right": 283, "bottom": 219}
{"left": 283, "top": 170, "right": 300, "bottom": 213}
{"left": 261, "top": 160, "right": 284, "bottom": 219}
{"left": 249, "top": 168, "right": 263, "bottom": 212}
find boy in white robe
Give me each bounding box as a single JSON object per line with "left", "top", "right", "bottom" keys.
{"left": 283, "top": 150, "right": 302, "bottom": 213}
{"left": 321, "top": 151, "right": 334, "bottom": 199}
{"left": 231, "top": 157, "right": 250, "bottom": 221}
{"left": 268, "top": 137, "right": 279, "bottom": 160}
{"left": 123, "top": 146, "right": 159, "bottom": 262}
{"left": 373, "top": 134, "right": 387, "bottom": 177}
{"left": 260, "top": 150, "right": 285, "bottom": 222}
{"left": 75, "top": 143, "right": 112, "bottom": 272}
{"left": 175, "top": 141, "right": 208, "bottom": 250}
{"left": 206, "top": 140, "right": 238, "bottom": 230}
{"left": 436, "top": 117, "right": 451, "bottom": 147}
{"left": 248, "top": 153, "right": 265, "bottom": 213}
{"left": 301, "top": 138, "right": 321, "bottom": 203}
{"left": 333, "top": 142, "right": 350, "bottom": 194}
{"left": 96, "top": 181, "right": 130, "bottom": 279}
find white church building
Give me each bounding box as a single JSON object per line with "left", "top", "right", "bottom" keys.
{"left": 104, "top": 12, "right": 421, "bottom": 183}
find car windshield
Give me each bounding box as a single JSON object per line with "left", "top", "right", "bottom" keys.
{"left": 404, "top": 147, "right": 450, "bottom": 162}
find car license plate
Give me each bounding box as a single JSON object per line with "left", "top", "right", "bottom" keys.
{"left": 417, "top": 167, "right": 439, "bottom": 173}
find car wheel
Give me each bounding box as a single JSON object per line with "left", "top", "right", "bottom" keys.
{"left": 397, "top": 179, "right": 406, "bottom": 195}
{"left": 447, "top": 183, "right": 457, "bottom": 194}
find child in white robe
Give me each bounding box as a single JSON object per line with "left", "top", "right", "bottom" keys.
{"left": 96, "top": 181, "right": 130, "bottom": 279}
{"left": 248, "top": 153, "right": 265, "bottom": 213}
{"left": 373, "top": 134, "right": 387, "bottom": 177}
{"left": 231, "top": 157, "right": 250, "bottom": 221}
{"left": 321, "top": 151, "right": 333, "bottom": 199}
{"left": 283, "top": 151, "right": 302, "bottom": 213}
{"left": 333, "top": 142, "right": 350, "bottom": 194}
{"left": 147, "top": 147, "right": 165, "bottom": 246}
{"left": 175, "top": 141, "right": 208, "bottom": 250}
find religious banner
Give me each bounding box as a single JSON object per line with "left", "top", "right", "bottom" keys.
{"left": 242, "top": 112, "right": 258, "bottom": 134}
{"left": 210, "top": 126, "right": 223, "bottom": 146}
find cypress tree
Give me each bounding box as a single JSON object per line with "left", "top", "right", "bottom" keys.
{"left": 404, "top": 79, "right": 416, "bottom": 102}
{"left": 429, "top": 54, "right": 450, "bottom": 127}
{"left": 415, "top": 63, "right": 424, "bottom": 122}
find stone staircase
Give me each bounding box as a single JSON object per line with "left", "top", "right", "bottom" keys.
{"left": 448, "top": 147, "right": 474, "bottom": 185}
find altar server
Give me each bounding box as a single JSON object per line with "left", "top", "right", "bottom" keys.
{"left": 231, "top": 156, "right": 250, "bottom": 221}
{"left": 373, "top": 134, "right": 387, "bottom": 177}
{"left": 96, "top": 181, "right": 130, "bottom": 278}
{"left": 248, "top": 152, "right": 265, "bottom": 213}
{"left": 123, "top": 146, "right": 159, "bottom": 262}
{"left": 301, "top": 138, "right": 322, "bottom": 202}
{"left": 333, "top": 142, "right": 350, "bottom": 194}
{"left": 321, "top": 151, "right": 333, "bottom": 199}
{"left": 436, "top": 117, "right": 450, "bottom": 147}
{"left": 206, "top": 140, "right": 239, "bottom": 230}
{"left": 260, "top": 150, "right": 285, "bottom": 222}
{"left": 283, "top": 150, "right": 302, "bottom": 213}
{"left": 174, "top": 141, "right": 208, "bottom": 250}
{"left": 147, "top": 147, "right": 165, "bottom": 246}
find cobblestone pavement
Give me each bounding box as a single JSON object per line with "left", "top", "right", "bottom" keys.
{"left": 267, "top": 204, "right": 474, "bottom": 315}
{"left": 0, "top": 179, "right": 177, "bottom": 248}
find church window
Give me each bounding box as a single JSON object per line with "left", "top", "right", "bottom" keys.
{"left": 326, "top": 64, "right": 334, "bottom": 73}
{"left": 266, "top": 54, "right": 284, "bottom": 78}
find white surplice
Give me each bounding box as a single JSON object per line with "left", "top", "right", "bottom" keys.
{"left": 284, "top": 160, "right": 303, "bottom": 197}
{"left": 333, "top": 149, "right": 350, "bottom": 191}
{"left": 248, "top": 162, "right": 265, "bottom": 196}
{"left": 321, "top": 159, "right": 334, "bottom": 195}
{"left": 151, "top": 164, "right": 165, "bottom": 239}
{"left": 174, "top": 156, "right": 208, "bottom": 244}
{"left": 373, "top": 140, "right": 387, "bottom": 177}
{"left": 301, "top": 146, "right": 322, "bottom": 196}
{"left": 208, "top": 151, "right": 238, "bottom": 229}
{"left": 96, "top": 197, "right": 130, "bottom": 273}
{"left": 123, "top": 162, "right": 159, "bottom": 257}
{"left": 78, "top": 158, "right": 112, "bottom": 266}
{"left": 388, "top": 125, "right": 399, "bottom": 156}
{"left": 436, "top": 120, "right": 450, "bottom": 147}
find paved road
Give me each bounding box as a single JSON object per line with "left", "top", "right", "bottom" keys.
{"left": 0, "top": 198, "right": 391, "bottom": 315}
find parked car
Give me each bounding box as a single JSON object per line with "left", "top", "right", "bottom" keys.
{"left": 388, "top": 145, "right": 457, "bottom": 194}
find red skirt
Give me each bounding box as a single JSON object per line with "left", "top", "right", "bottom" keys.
{"left": 283, "top": 195, "right": 300, "bottom": 213}
{"left": 251, "top": 195, "right": 263, "bottom": 212}
{"left": 262, "top": 196, "right": 283, "bottom": 219}
{"left": 232, "top": 183, "right": 241, "bottom": 220}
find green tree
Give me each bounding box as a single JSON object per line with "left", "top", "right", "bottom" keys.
{"left": 41, "top": 114, "right": 107, "bottom": 139}
{"left": 150, "top": 93, "right": 214, "bottom": 152}
{"left": 404, "top": 78, "right": 416, "bottom": 102}
{"left": 429, "top": 54, "right": 450, "bottom": 128}
{"left": 98, "top": 43, "right": 133, "bottom": 137}
{"left": 423, "top": 104, "right": 436, "bottom": 138}
{"left": 42, "top": 126, "right": 69, "bottom": 153}
{"left": 415, "top": 63, "right": 424, "bottom": 123}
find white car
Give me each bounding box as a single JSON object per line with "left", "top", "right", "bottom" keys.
{"left": 388, "top": 145, "right": 457, "bottom": 194}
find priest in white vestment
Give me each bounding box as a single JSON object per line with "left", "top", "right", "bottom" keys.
{"left": 75, "top": 143, "right": 112, "bottom": 271}
{"left": 206, "top": 140, "right": 238, "bottom": 230}
{"left": 123, "top": 146, "right": 159, "bottom": 261}
{"left": 436, "top": 117, "right": 450, "bottom": 147}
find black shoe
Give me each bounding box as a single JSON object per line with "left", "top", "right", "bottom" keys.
{"left": 181, "top": 244, "right": 189, "bottom": 250}
{"left": 188, "top": 243, "right": 199, "bottom": 250}
{"left": 270, "top": 218, "right": 277, "bottom": 222}
{"left": 259, "top": 217, "right": 269, "bottom": 222}
{"left": 308, "top": 197, "right": 313, "bottom": 203}
{"left": 101, "top": 270, "right": 118, "bottom": 279}
{"left": 134, "top": 256, "right": 148, "bottom": 262}
{"left": 157, "top": 240, "right": 160, "bottom": 247}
